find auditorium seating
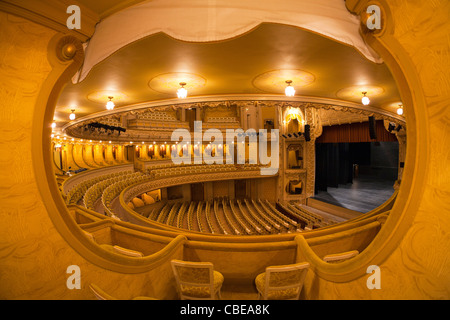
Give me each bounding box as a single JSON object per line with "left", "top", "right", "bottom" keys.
{"left": 135, "top": 197, "right": 319, "bottom": 235}
{"left": 221, "top": 198, "right": 243, "bottom": 235}
{"left": 65, "top": 169, "right": 135, "bottom": 206}
{"left": 262, "top": 200, "right": 300, "bottom": 232}
{"left": 66, "top": 196, "right": 390, "bottom": 300}
{"left": 58, "top": 161, "right": 394, "bottom": 300}
{"left": 146, "top": 163, "right": 263, "bottom": 178}
{"left": 62, "top": 162, "right": 342, "bottom": 237}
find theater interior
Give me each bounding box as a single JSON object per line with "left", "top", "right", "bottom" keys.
{"left": 0, "top": 0, "right": 448, "bottom": 301}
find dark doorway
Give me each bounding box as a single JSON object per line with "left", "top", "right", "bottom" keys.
{"left": 186, "top": 108, "right": 196, "bottom": 131}
{"left": 235, "top": 180, "right": 247, "bottom": 199}
{"left": 191, "top": 183, "right": 204, "bottom": 201}
{"left": 125, "top": 145, "right": 134, "bottom": 162}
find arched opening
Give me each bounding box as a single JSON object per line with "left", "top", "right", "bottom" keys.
{"left": 32, "top": 1, "right": 427, "bottom": 284}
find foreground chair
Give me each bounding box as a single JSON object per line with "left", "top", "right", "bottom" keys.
{"left": 255, "top": 262, "right": 310, "bottom": 300}
{"left": 171, "top": 259, "right": 224, "bottom": 300}
{"left": 323, "top": 250, "right": 359, "bottom": 263}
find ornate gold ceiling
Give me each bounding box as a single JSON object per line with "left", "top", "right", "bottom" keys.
{"left": 54, "top": 18, "right": 403, "bottom": 132}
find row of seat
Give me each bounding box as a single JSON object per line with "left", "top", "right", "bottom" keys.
{"left": 138, "top": 113, "right": 178, "bottom": 121}
{"left": 261, "top": 199, "right": 299, "bottom": 229}
{"left": 277, "top": 202, "right": 316, "bottom": 229}
{"left": 102, "top": 173, "right": 150, "bottom": 216}
{"left": 128, "top": 119, "right": 190, "bottom": 130}
{"left": 83, "top": 176, "right": 123, "bottom": 210}
{"left": 139, "top": 197, "right": 301, "bottom": 235}
{"left": 64, "top": 164, "right": 331, "bottom": 233}
{"left": 277, "top": 202, "right": 338, "bottom": 229}
{"left": 213, "top": 200, "right": 228, "bottom": 234}
{"left": 65, "top": 170, "right": 135, "bottom": 205}
{"left": 82, "top": 172, "right": 147, "bottom": 212}
{"left": 292, "top": 203, "right": 339, "bottom": 226}
{"left": 148, "top": 163, "right": 263, "bottom": 179}
{"left": 205, "top": 116, "right": 239, "bottom": 123}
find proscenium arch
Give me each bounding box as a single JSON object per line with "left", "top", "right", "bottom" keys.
{"left": 32, "top": 1, "right": 427, "bottom": 280}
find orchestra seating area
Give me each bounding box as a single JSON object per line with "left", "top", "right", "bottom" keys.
{"left": 60, "top": 164, "right": 341, "bottom": 237}
{"left": 55, "top": 151, "right": 395, "bottom": 300}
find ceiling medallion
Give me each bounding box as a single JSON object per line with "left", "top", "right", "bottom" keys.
{"left": 148, "top": 72, "right": 206, "bottom": 96}
{"left": 284, "top": 80, "right": 295, "bottom": 97}
{"left": 106, "top": 96, "right": 115, "bottom": 110}
{"left": 382, "top": 101, "right": 404, "bottom": 116}
{"left": 361, "top": 92, "right": 370, "bottom": 105}
{"left": 69, "top": 109, "right": 76, "bottom": 120}
{"left": 177, "top": 82, "right": 188, "bottom": 99}
{"left": 252, "top": 69, "right": 315, "bottom": 94}
{"left": 336, "top": 85, "right": 384, "bottom": 103}
{"left": 87, "top": 91, "right": 128, "bottom": 105}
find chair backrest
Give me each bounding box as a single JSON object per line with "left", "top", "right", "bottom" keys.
{"left": 263, "top": 262, "right": 310, "bottom": 300}
{"left": 323, "top": 250, "right": 359, "bottom": 263}
{"left": 171, "top": 260, "right": 215, "bottom": 299}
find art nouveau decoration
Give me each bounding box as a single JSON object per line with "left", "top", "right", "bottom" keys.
{"left": 148, "top": 72, "right": 206, "bottom": 97}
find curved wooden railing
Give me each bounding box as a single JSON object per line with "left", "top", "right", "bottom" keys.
{"left": 67, "top": 203, "right": 384, "bottom": 295}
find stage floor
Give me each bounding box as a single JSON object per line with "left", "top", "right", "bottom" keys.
{"left": 313, "top": 174, "right": 396, "bottom": 213}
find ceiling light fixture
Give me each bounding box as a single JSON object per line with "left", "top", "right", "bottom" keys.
{"left": 51, "top": 122, "right": 56, "bottom": 129}
{"left": 285, "top": 80, "right": 295, "bottom": 97}
{"left": 106, "top": 96, "right": 115, "bottom": 110}
{"left": 69, "top": 109, "right": 76, "bottom": 120}
{"left": 361, "top": 92, "right": 370, "bottom": 105}
{"left": 177, "top": 82, "right": 187, "bottom": 99}
{"left": 397, "top": 104, "right": 404, "bottom": 115}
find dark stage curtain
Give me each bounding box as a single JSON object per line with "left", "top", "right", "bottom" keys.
{"left": 315, "top": 143, "right": 355, "bottom": 193}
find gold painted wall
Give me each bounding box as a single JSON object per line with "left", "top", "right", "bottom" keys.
{"left": 116, "top": 145, "right": 125, "bottom": 163}
{"left": 0, "top": 12, "right": 180, "bottom": 300}
{"left": 65, "top": 143, "right": 80, "bottom": 170}
{"left": 299, "top": 0, "right": 450, "bottom": 299}
{"left": 93, "top": 144, "right": 106, "bottom": 166}
{"left": 0, "top": 0, "right": 449, "bottom": 300}
{"left": 72, "top": 143, "right": 89, "bottom": 168}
